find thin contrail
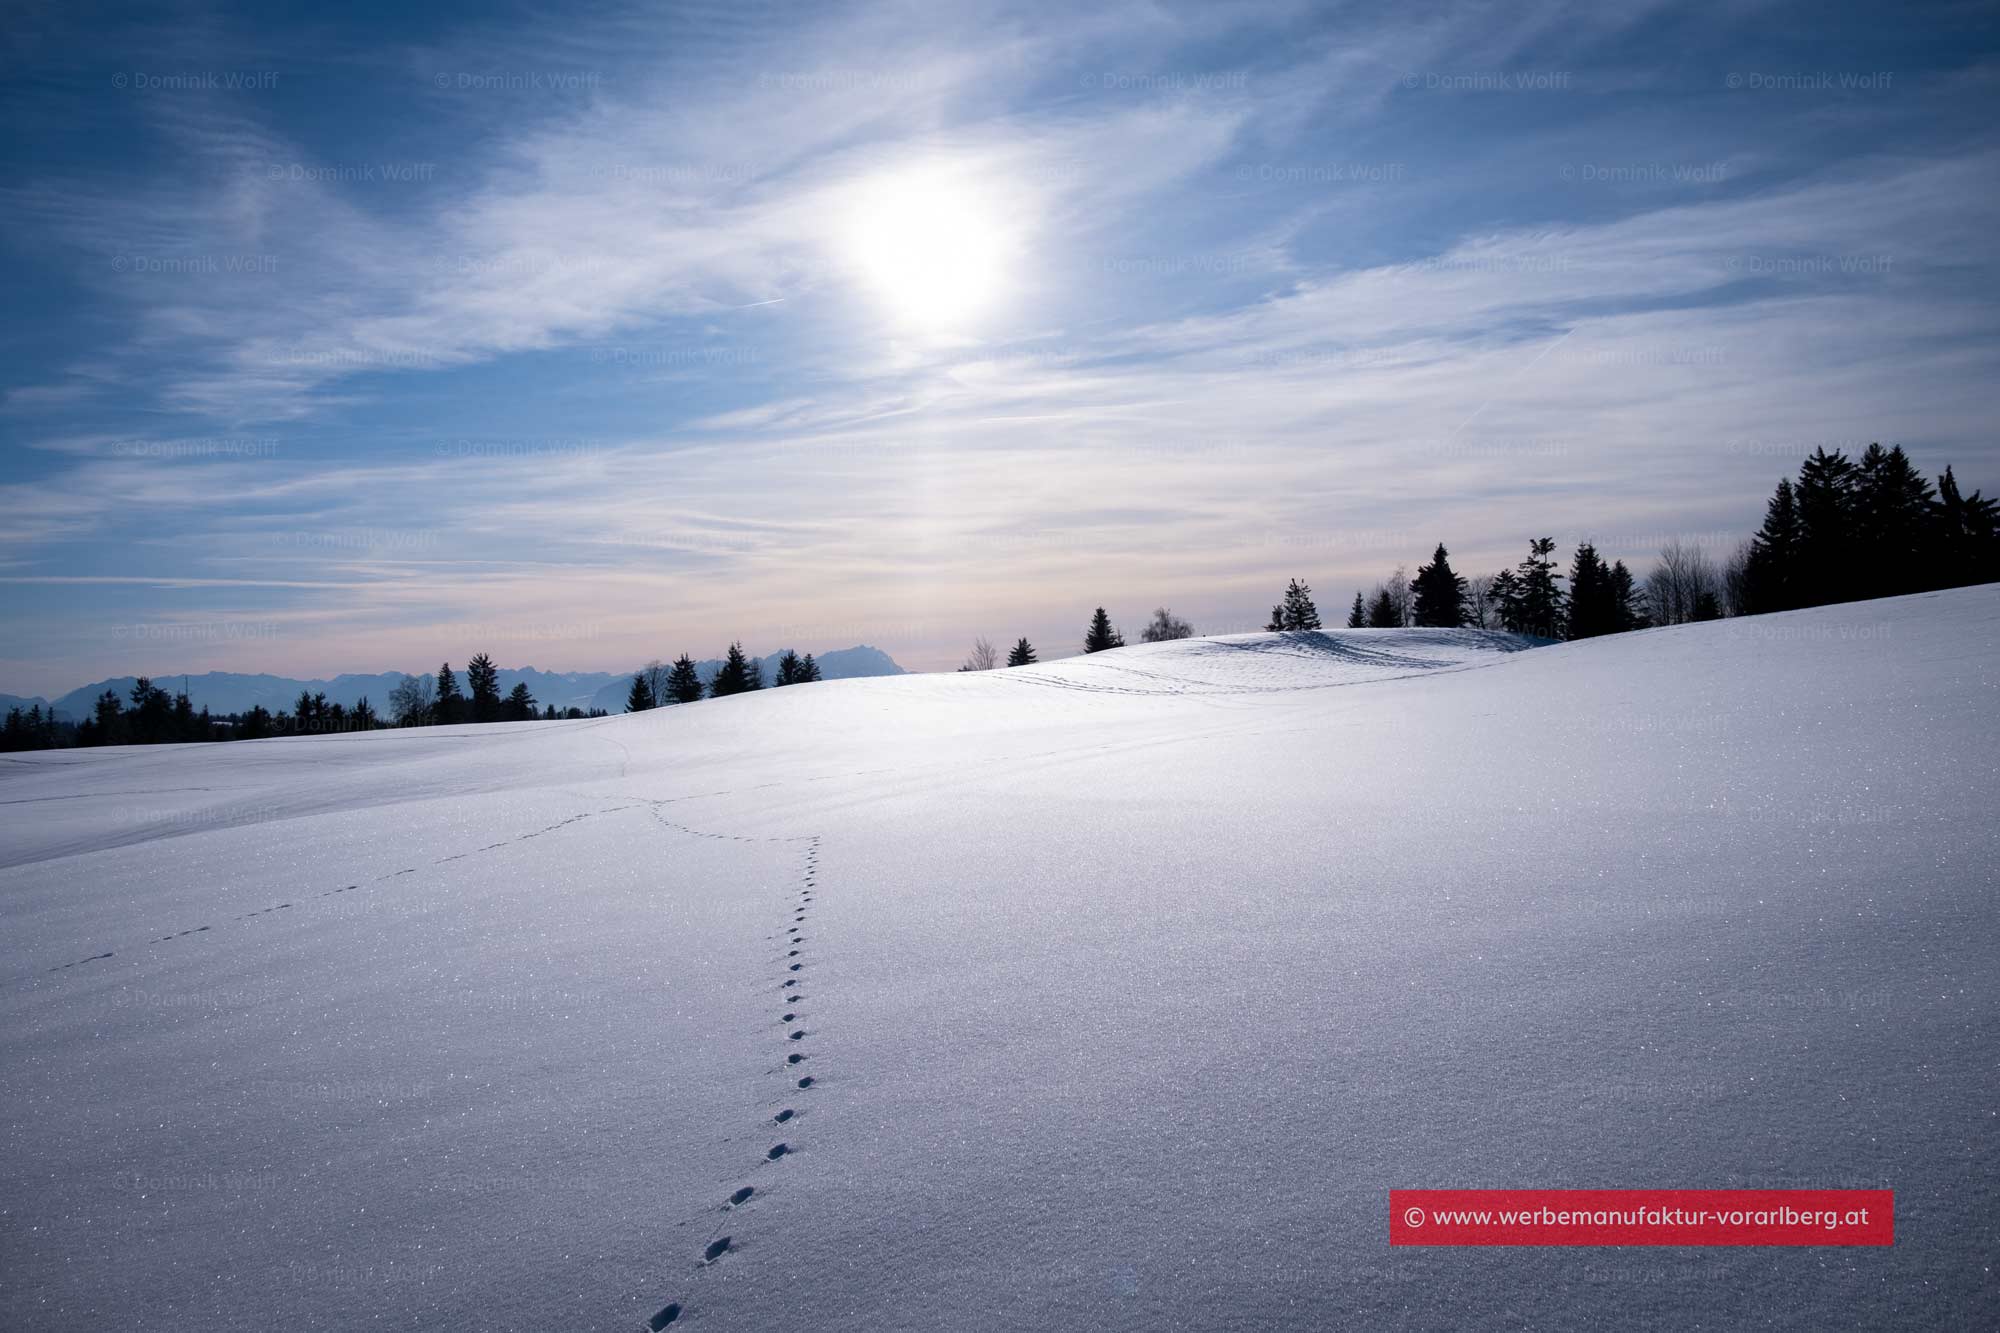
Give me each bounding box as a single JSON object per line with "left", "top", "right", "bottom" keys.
{"left": 1445, "top": 326, "right": 1574, "bottom": 440}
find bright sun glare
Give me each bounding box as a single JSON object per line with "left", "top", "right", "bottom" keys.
{"left": 841, "top": 165, "right": 1014, "bottom": 330}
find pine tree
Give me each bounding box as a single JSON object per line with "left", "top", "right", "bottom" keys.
{"left": 1347, "top": 592, "right": 1366, "bottom": 628}
{"left": 1742, "top": 477, "right": 1802, "bottom": 614}
{"left": 127, "top": 678, "right": 172, "bottom": 744}
{"left": 625, "top": 672, "right": 656, "bottom": 712}
{"left": 352, "top": 696, "right": 380, "bottom": 729}
{"left": 773, "top": 650, "right": 804, "bottom": 685}
{"left": 1565, "top": 542, "right": 1617, "bottom": 638}
{"left": 1608, "top": 560, "right": 1642, "bottom": 630}
{"left": 1006, "top": 637, "right": 1037, "bottom": 666}
{"left": 466, "top": 653, "right": 501, "bottom": 723}
{"left": 1410, "top": 544, "right": 1466, "bottom": 628}
{"left": 1853, "top": 443, "right": 1937, "bottom": 600}
{"left": 709, "top": 642, "right": 761, "bottom": 696}
{"left": 665, "top": 654, "right": 705, "bottom": 703}
{"left": 1279, "top": 579, "right": 1321, "bottom": 630}
{"left": 434, "top": 663, "right": 464, "bottom": 725}
{"left": 799, "top": 654, "right": 821, "bottom": 683}
{"left": 1266, "top": 605, "right": 1286, "bottom": 632}
{"left": 1366, "top": 588, "right": 1399, "bottom": 628}
{"left": 1935, "top": 466, "right": 2000, "bottom": 588}
{"left": 238, "top": 704, "right": 272, "bottom": 740}
{"left": 1794, "top": 447, "right": 1859, "bottom": 608}
{"left": 1083, "top": 608, "right": 1124, "bottom": 653}
{"left": 92, "top": 688, "right": 124, "bottom": 744}
{"left": 1497, "top": 539, "right": 1565, "bottom": 637}
{"left": 503, "top": 683, "right": 535, "bottom": 721}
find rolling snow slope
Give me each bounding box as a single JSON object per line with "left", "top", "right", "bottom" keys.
{"left": 1, "top": 592, "right": 1996, "bottom": 1330}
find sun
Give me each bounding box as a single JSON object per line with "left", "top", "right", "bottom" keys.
{"left": 839, "top": 164, "right": 1015, "bottom": 331}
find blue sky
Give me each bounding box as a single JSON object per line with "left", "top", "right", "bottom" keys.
{"left": 3, "top": 0, "right": 1998, "bottom": 693}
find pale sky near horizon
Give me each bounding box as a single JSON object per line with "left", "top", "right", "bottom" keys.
{"left": 3, "top": 0, "right": 1998, "bottom": 696}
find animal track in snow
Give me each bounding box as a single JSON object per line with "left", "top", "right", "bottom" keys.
{"left": 642, "top": 825, "right": 822, "bottom": 1326}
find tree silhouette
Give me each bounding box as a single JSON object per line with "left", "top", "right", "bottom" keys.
{"left": 625, "top": 672, "right": 656, "bottom": 712}
{"left": 1140, "top": 607, "right": 1194, "bottom": 641}
{"left": 665, "top": 654, "right": 705, "bottom": 703}
{"left": 1410, "top": 544, "right": 1466, "bottom": 627}
{"left": 466, "top": 654, "right": 501, "bottom": 723}
{"left": 1083, "top": 608, "right": 1124, "bottom": 653}
{"left": 709, "top": 642, "right": 762, "bottom": 696}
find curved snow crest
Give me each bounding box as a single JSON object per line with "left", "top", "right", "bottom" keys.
{"left": 1001, "top": 627, "right": 1541, "bottom": 696}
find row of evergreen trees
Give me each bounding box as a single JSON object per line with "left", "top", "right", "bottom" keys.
{"left": 623, "top": 645, "right": 823, "bottom": 711}
{"left": 1258, "top": 445, "right": 1995, "bottom": 642}
{"left": 1738, "top": 445, "right": 1998, "bottom": 613}
{"left": 1270, "top": 540, "right": 1677, "bottom": 641}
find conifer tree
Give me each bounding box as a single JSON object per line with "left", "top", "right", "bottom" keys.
{"left": 665, "top": 654, "right": 705, "bottom": 703}
{"left": 466, "top": 653, "right": 502, "bottom": 723}
{"left": 1006, "top": 637, "right": 1037, "bottom": 666}
{"left": 773, "top": 650, "right": 804, "bottom": 685}
{"left": 1854, "top": 443, "right": 1937, "bottom": 600}
{"left": 1280, "top": 579, "right": 1321, "bottom": 630}
{"left": 239, "top": 704, "right": 272, "bottom": 740}
{"left": 1084, "top": 608, "right": 1124, "bottom": 652}
{"left": 1498, "top": 538, "right": 1565, "bottom": 637}
{"left": 503, "top": 683, "right": 535, "bottom": 721}
{"left": 434, "top": 662, "right": 464, "bottom": 725}
{"left": 1794, "top": 447, "right": 1859, "bottom": 608}
{"left": 92, "top": 688, "right": 124, "bottom": 743}
{"left": 1742, "top": 477, "right": 1803, "bottom": 614}
{"left": 1410, "top": 544, "right": 1466, "bottom": 628}
{"left": 1366, "top": 588, "right": 1400, "bottom": 628}
{"left": 1347, "top": 592, "right": 1366, "bottom": 628}
{"left": 709, "top": 642, "right": 761, "bottom": 696}
{"left": 1608, "top": 560, "right": 1642, "bottom": 630}
{"left": 352, "top": 696, "right": 379, "bottom": 729}
{"left": 626, "top": 672, "right": 656, "bottom": 712}
{"left": 1935, "top": 466, "right": 2000, "bottom": 587}
{"left": 1266, "top": 605, "right": 1286, "bottom": 632}
{"left": 799, "top": 654, "right": 821, "bottom": 682}
{"left": 1565, "top": 542, "right": 1616, "bottom": 638}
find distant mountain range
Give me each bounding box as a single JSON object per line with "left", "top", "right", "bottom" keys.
{"left": 5, "top": 647, "right": 907, "bottom": 721}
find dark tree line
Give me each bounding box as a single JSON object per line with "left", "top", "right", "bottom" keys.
{"left": 1265, "top": 444, "right": 1992, "bottom": 644}
{"left": 623, "top": 644, "right": 822, "bottom": 711}
{"left": 1738, "top": 445, "right": 1998, "bottom": 613}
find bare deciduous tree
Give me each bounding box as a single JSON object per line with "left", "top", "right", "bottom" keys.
{"left": 1140, "top": 606, "right": 1194, "bottom": 642}
{"left": 1645, "top": 539, "right": 1722, "bottom": 625}
{"left": 958, "top": 637, "right": 1000, "bottom": 671}
{"left": 1385, "top": 565, "right": 1413, "bottom": 627}
{"left": 640, "top": 659, "right": 672, "bottom": 702}
{"left": 388, "top": 673, "right": 435, "bottom": 727}
{"left": 1464, "top": 574, "right": 1495, "bottom": 629}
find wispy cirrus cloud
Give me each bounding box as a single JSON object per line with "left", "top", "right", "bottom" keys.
{"left": 1, "top": 0, "right": 1996, "bottom": 693}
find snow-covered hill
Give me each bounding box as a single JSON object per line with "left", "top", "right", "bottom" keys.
{"left": 2, "top": 591, "right": 1995, "bottom": 1330}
